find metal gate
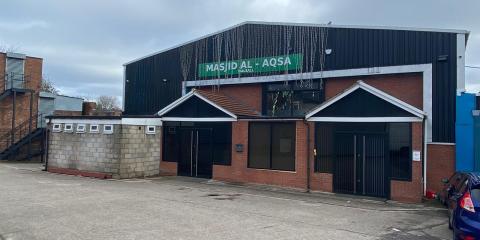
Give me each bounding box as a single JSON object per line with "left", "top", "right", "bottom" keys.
{"left": 334, "top": 133, "right": 388, "bottom": 198}
{"left": 177, "top": 128, "right": 213, "bottom": 178}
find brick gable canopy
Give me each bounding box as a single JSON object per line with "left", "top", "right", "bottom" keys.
{"left": 157, "top": 89, "right": 260, "bottom": 121}
{"left": 306, "top": 81, "right": 425, "bottom": 122}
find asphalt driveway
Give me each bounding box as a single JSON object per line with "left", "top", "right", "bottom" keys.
{"left": 0, "top": 162, "right": 451, "bottom": 240}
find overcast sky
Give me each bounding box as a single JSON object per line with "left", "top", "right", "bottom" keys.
{"left": 1, "top": 0, "right": 479, "bottom": 104}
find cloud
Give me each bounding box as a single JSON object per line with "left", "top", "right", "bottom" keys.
{"left": 0, "top": 20, "right": 48, "bottom": 31}
{"left": 0, "top": 0, "right": 479, "bottom": 100}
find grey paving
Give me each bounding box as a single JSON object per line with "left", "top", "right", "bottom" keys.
{"left": 0, "top": 162, "right": 452, "bottom": 240}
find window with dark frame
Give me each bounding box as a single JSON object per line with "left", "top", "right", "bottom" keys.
{"left": 264, "top": 80, "right": 324, "bottom": 117}
{"left": 314, "top": 123, "right": 335, "bottom": 173}
{"left": 162, "top": 123, "right": 232, "bottom": 165}
{"left": 163, "top": 126, "right": 180, "bottom": 162}
{"left": 212, "top": 123, "right": 232, "bottom": 165}
{"left": 6, "top": 56, "right": 25, "bottom": 89}
{"left": 248, "top": 122, "right": 296, "bottom": 171}
{"left": 314, "top": 122, "right": 412, "bottom": 180}
{"left": 389, "top": 123, "right": 412, "bottom": 181}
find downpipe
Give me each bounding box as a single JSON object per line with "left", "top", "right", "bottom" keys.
{"left": 423, "top": 117, "right": 428, "bottom": 197}
{"left": 44, "top": 120, "right": 50, "bottom": 172}
{"left": 304, "top": 120, "right": 311, "bottom": 193}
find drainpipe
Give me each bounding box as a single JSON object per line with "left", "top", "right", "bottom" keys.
{"left": 305, "top": 120, "right": 311, "bottom": 193}
{"left": 423, "top": 117, "right": 427, "bottom": 196}
{"left": 44, "top": 119, "right": 51, "bottom": 172}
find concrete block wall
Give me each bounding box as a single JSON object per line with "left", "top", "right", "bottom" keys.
{"left": 118, "top": 125, "right": 161, "bottom": 178}
{"left": 48, "top": 125, "right": 122, "bottom": 177}
{"left": 48, "top": 123, "right": 161, "bottom": 179}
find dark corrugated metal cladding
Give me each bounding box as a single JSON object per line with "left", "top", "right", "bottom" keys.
{"left": 124, "top": 23, "right": 459, "bottom": 142}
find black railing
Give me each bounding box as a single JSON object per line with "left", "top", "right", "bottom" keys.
{"left": 0, "top": 113, "right": 45, "bottom": 154}
{"left": 1, "top": 73, "right": 28, "bottom": 91}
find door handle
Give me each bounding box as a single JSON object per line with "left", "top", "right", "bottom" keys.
{"left": 190, "top": 131, "right": 194, "bottom": 176}
{"left": 195, "top": 130, "right": 199, "bottom": 177}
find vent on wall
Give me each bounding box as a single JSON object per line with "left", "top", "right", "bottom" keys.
{"left": 437, "top": 55, "right": 448, "bottom": 62}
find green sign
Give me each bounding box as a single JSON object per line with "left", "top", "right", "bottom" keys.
{"left": 198, "top": 54, "right": 303, "bottom": 78}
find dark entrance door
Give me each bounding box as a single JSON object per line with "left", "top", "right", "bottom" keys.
{"left": 177, "top": 128, "right": 213, "bottom": 178}
{"left": 334, "top": 132, "right": 388, "bottom": 198}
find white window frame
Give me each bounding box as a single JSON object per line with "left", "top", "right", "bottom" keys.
{"left": 52, "top": 123, "right": 62, "bottom": 132}
{"left": 64, "top": 123, "right": 73, "bottom": 133}
{"left": 146, "top": 125, "right": 156, "bottom": 134}
{"left": 89, "top": 124, "right": 99, "bottom": 133}
{"left": 6, "top": 55, "right": 25, "bottom": 89}
{"left": 103, "top": 124, "right": 114, "bottom": 134}
{"left": 76, "top": 124, "right": 86, "bottom": 133}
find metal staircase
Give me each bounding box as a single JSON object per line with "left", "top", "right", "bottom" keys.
{"left": 0, "top": 88, "right": 12, "bottom": 101}
{"left": 0, "top": 73, "right": 46, "bottom": 161}
{"left": 0, "top": 113, "right": 46, "bottom": 161}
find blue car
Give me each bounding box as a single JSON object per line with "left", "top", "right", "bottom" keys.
{"left": 446, "top": 172, "right": 480, "bottom": 240}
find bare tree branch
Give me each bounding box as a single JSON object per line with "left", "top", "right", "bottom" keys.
{"left": 41, "top": 77, "right": 59, "bottom": 94}
{"left": 96, "top": 95, "right": 121, "bottom": 112}
{"left": 0, "top": 44, "right": 20, "bottom": 53}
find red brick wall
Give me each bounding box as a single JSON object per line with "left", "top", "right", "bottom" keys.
{"left": 159, "top": 129, "right": 177, "bottom": 175}
{"left": 213, "top": 120, "right": 309, "bottom": 190}
{"left": 82, "top": 102, "right": 97, "bottom": 115}
{"left": 305, "top": 121, "right": 333, "bottom": 192}
{"left": 311, "top": 173, "right": 333, "bottom": 192}
{"left": 159, "top": 161, "right": 177, "bottom": 176}
{"left": 390, "top": 122, "right": 424, "bottom": 203}
{"left": 168, "top": 73, "right": 428, "bottom": 203}
{"left": 0, "top": 53, "right": 5, "bottom": 93}
{"left": 197, "top": 73, "right": 422, "bottom": 114}
{"left": 53, "top": 110, "right": 82, "bottom": 116}
{"left": 325, "top": 73, "right": 423, "bottom": 110}
{"left": 198, "top": 84, "right": 262, "bottom": 112}
{"left": 426, "top": 144, "right": 455, "bottom": 194}
{"left": 0, "top": 54, "right": 42, "bottom": 133}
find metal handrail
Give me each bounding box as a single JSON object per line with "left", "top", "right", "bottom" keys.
{"left": 0, "top": 113, "right": 45, "bottom": 153}
{"left": 1, "top": 73, "right": 29, "bottom": 91}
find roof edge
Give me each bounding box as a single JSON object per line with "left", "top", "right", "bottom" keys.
{"left": 156, "top": 89, "right": 238, "bottom": 119}
{"left": 123, "top": 21, "right": 249, "bottom": 66}
{"left": 124, "top": 21, "right": 469, "bottom": 66}
{"left": 244, "top": 21, "right": 470, "bottom": 35}
{"left": 305, "top": 80, "right": 426, "bottom": 119}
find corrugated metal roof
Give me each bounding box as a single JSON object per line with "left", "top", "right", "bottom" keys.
{"left": 124, "top": 21, "right": 469, "bottom": 65}
{"left": 39, "top": 91, "right": 84, "bottom": 100}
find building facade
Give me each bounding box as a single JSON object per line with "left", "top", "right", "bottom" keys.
{"left": 0, "top": 52, "right": 44, "bottom": 160}
{"left": 38, "top": 91, "right": 84, "bottom": 126}
{"left": 121, "top": 22, "right": 469, "bottom": 202}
